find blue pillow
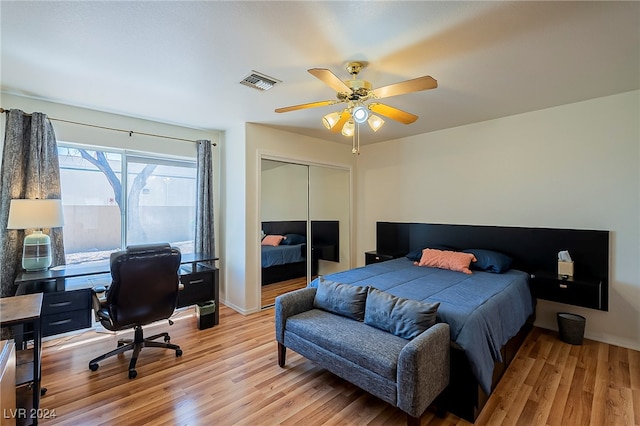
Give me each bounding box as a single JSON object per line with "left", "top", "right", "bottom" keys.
{"left": 281, "top": 233, "right": 306, "bottom": 245}
{"left": 462, "top": 248, "right": 512, "bottom": 273}
{"left": 313, "top": 278, "right": 368, "bottom": 321}
{"left": 405, "top": 245, "right": 455, "bottom": 262}
{"left": 364, "top": 288, "right": 440, "bottom": 339}
{"left": 405, "top": 248, "right": 423, "bottom": 262}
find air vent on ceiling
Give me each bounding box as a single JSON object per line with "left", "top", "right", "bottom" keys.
{"left": 240, "top": 71, "right": 281, "bottom": 91}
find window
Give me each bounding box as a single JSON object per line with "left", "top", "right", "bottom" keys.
{"left": 58, "top": 145, "right": 196, "bottom": 265}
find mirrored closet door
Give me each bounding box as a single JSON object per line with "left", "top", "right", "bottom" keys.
{"left": 260, "top": 159, "right": 350, "bottom": 308}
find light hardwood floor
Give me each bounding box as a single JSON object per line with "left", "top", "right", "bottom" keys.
{"left": 260, "top": 277, "right": 307, "bottom": 308}
{"left": 37, "top": 303, "right": 639, "bottom": 425}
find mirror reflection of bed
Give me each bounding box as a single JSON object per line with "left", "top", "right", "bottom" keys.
{"left": 260, "top": 220, "right": 340, "bottom": 307}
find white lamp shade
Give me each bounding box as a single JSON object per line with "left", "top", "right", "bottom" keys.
{"left": 367, "top": 114, "right": 385, "bottom": 132}
{"left": 322, "top": 111, "right": 341, "bottom": 130}
{"left": 341, "top": 120, "right": 355, "bottom": 137}
{"left": 7, "top": 199, "right": 65, "bottom": 229}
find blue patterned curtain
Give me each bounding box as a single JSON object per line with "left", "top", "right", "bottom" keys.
{"left": 0, "top": 109, "right": 65, "bottom": 298}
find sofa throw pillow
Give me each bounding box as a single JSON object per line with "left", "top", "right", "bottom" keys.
{"left": 417, "top": 248, "right": 476, "bottom": 274}
{"left": 364, "top": 288, "right": 440, "bottom": 339}
{"left": 313, "top": 278, "right": 368, "bottom": 321}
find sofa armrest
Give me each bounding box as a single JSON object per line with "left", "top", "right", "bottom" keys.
{"left": 396, "top": 322, "right": 450, "bottom": 417}
{"left": 275, "top": 287, "right": 317, "bottom": 343}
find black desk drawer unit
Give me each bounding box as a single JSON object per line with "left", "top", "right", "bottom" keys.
{"left": 177, "top": 270, "right": 215, "bottom": 308}
{"left": 41, "top": 289, "right": 92, "bottom": 337}
{"left": 530, "top": 272, "right": 604, "bottom": 311}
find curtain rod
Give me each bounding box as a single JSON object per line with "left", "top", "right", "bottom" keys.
{"left": 0, "top": 107, "right": 217, "bottom": 146}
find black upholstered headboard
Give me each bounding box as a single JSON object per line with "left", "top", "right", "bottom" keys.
{"left": 376, "top": 222, "right": 609, "bottom": 309}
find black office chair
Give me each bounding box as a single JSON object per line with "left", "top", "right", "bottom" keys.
{"left": 88, "top": 243, "right": 183, "bottom": 379}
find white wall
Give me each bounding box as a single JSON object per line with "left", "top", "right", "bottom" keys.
{"left": 219, "top": 123, "right": 246, "bottom": 313}
{"left": 0, "top": 93, "right": 218, "bottom": 158}
{"left": 310, "top": 165, "right": 351, "bottom": 275}
{"left": 261, "top": 162, "right": 308, "bottom": 221}
{"left": 356, "top": 90, "right": 640, "bottom": 350}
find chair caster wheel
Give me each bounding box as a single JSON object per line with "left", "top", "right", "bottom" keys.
{"left": 176, "top": 349, "right": 183, "bottom": 357}
{"left": 129, "top": 369, "right": 137, "bottom": 379}
{"left": 89, "top": 363, "right": 99, "bottom": 371}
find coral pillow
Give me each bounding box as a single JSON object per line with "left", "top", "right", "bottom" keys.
{"left": 416, "top": 248, "right": 477, "bottom": 274}
{"left": 261, "top": 235, "right": 284, "bottom": 246}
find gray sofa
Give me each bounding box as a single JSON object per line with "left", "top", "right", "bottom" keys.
{"left": 275, "top": 285, "right": 450, "bottom": 426}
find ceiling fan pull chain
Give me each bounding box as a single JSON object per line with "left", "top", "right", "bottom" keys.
{"left": 351, "top": 127, "right": 356, "bottom": 154}
{"left": 352, "top": 123, "right": 361, "bottom": 155}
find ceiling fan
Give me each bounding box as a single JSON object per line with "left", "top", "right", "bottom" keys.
{"left": 275, "top": 61, "right": 437, "bottom": 137}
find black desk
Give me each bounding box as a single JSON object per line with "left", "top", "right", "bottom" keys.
{"left": 14, "top": 253, "right": 219, "bottom": 338}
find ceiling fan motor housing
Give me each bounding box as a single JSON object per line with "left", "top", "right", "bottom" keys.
{"left": 338, "top": 79, "right": 372, "bottom": 101}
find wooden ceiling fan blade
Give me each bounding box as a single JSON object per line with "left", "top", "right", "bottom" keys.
{"left": 331, "top": 110, "right": 351, "bottom": 133}
{"left": 369, "top": 103, "right": 418, "bottom": 124}
{"left": 308, "top": 68, "right": 351, "bottom": 93}
{"left": 371, "top": 76, "right": 437, "bottom": 99}
{"left": 275, "top": 100, "right": 336, "bottom": 113}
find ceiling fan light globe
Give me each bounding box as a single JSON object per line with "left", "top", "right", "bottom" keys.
{"left": 342, "top": 120, "right": 355, "bottom": 137}
{"left": 367, "top": 114, "right": 385, "bottom": 132}
{"left": 352, "top": 106, "right": 369, "bottom": 124}
{"left": 322, "top": 111, "right": 341, "bottom": 129}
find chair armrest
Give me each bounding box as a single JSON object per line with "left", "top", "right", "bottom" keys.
{"left": 274, "top": 287, "right": 317, "bottom": 343}
{"left": 91, "top": 286, "right": 109, "bottom": 321}
{"left": 397, "top": 322, "right": 450, "bottom": 417}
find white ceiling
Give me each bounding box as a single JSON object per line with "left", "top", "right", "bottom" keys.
{"left": 1, "top": 1, "right": 639, "bottom": 145}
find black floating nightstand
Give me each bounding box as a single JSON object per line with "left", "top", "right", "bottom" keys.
{"left": 530, "top": 271, "right": 606, "bottom": 311}
{"left": 365, "top": 251, "right": 401, "bottom": 265}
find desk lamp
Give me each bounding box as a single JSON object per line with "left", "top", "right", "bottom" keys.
{"left": 7, "top": 199, "right": 64, "bottom": 271}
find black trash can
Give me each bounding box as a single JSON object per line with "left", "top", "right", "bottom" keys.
{"left": 196, "top": 300, "right": 216, "bottom": 330}
{"left": 557, "top": 312, "right": 585, "bottom": 345}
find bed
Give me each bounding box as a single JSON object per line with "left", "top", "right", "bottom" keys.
{"left": 310, "top": 221, "right": 609, "bottom": 422}
{"left": 261, "top": 221, "right": 308, "bottom": 285}
{"left": 261, "top": 220, "right": 340, "bottom": 286}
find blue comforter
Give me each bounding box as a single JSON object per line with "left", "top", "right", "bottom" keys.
{"left": 261, "top": 244, "right": 305, "bottom": 268}
{"left": 309, "top": 257, "right": 534, "bottom": 394}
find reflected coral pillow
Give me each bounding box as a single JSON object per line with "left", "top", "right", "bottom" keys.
{"left": 416, "top": 248, "right": 477, "bottom": 274}
{"left": 261, "top": 235, "right": 284, "bottom": 246}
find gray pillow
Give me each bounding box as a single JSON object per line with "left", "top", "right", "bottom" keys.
{"left": 364, "top": 288, "right": 440, "bottom": 339}
{"left": 313, "top": 278, "right": 368, "bottom": 321}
